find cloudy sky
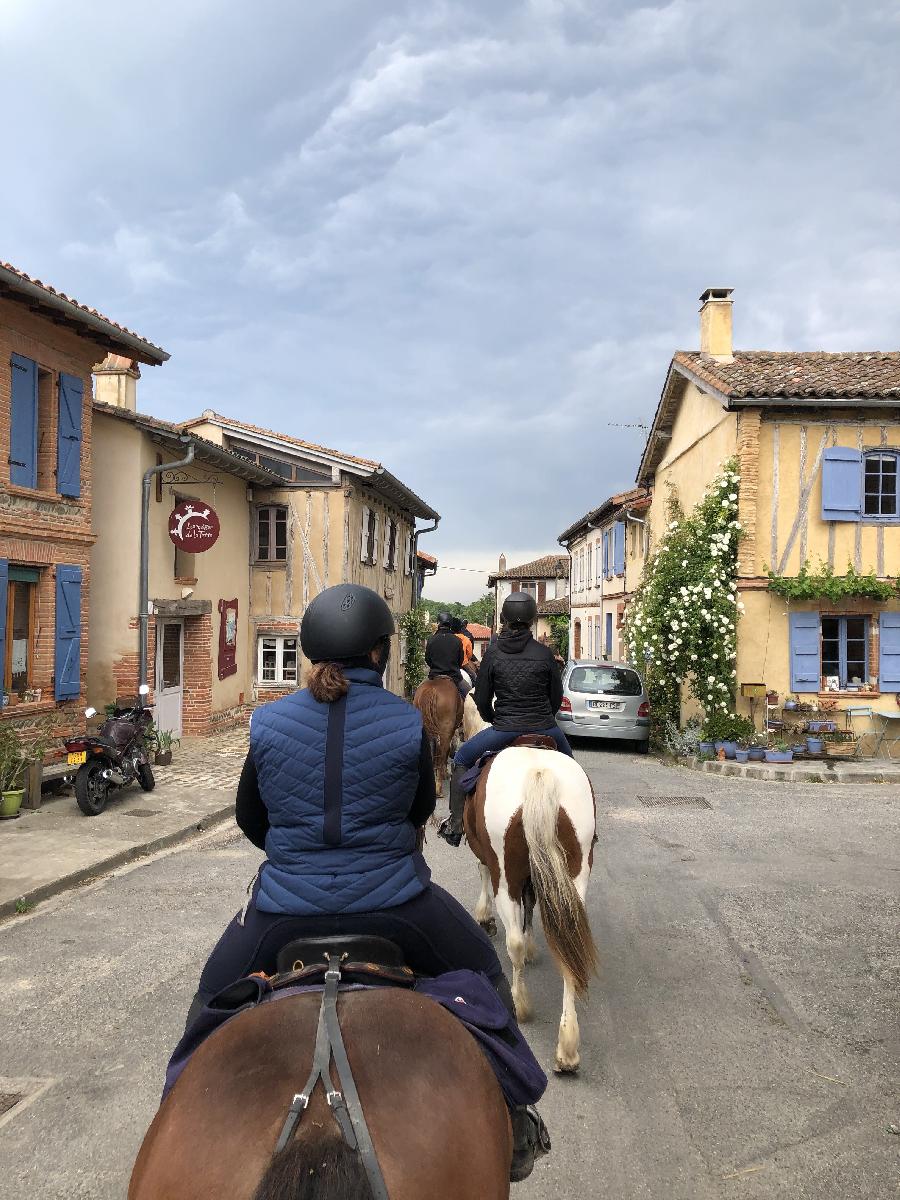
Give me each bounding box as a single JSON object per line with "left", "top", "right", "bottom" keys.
{"left": 3, "top": 0, "right": 898, "bottom": 600}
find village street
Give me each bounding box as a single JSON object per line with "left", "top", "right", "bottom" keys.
{"left": 0, "top": 744, "right": 896, "bottom": 1200}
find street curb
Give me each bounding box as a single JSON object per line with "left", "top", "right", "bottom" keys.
{"left": 676, "top": 756, "right": 900, "bottom": 784}
{"left": 0, "top": 805, "right": 234, "bottom": 921}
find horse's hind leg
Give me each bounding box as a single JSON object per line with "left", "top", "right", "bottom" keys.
{"left": 555, "top": 864, "right": 590, "bottom": 1074}
{"left": 474, "top": 864, "right": 496, "bottom": 937}
{"left": 522, "top": 878, "right": 538, "bottom": 965}
{"left": 495, "top": 884, "right": 532, "bottom": 1022}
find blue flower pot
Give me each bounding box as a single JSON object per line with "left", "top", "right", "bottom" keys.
{"left": 806, "top": 737, "right": 824, "bottom": 754}
{"left": 747, "top": 747, "right": 766, "bottom": 761}
{"left": 722, "top": 740, "right": 738, "bottom": 759}
{"left": 764, "top": 749, "right": 793, "bottom": 763}
{"left": 714, "top": 741, "right": 725, "bottom": 753}
{"left": 697, "top": 741, "right": 715, "bottom": 754}
{"left": 791, "top": 744, "right": 806, "bottom": 756}
{"left": 735, "top": 749, "right": 749, "bottom": 763}
{"left": 807, "top": 720, "right": 822, "bottom": 733}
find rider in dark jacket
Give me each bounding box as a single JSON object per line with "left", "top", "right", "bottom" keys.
{"left": 425, "top": 613, "right": 469, "bottom": 698}
{"left": 438, "top": 592, "right": 572, "bottom": 847}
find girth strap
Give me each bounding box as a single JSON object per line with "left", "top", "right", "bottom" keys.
{"left": 273, "top": 957, "right": 389, "bottom": 1200}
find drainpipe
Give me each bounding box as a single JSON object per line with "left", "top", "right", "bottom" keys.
{"left": 411, "top": 516, "right": 440, "bottom": 605}
{"left": 139, "top": 439, "right": 195, "bottom": 708}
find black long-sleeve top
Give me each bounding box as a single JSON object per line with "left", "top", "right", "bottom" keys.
{"left": 234, "top": 733, "right": 437, "bottom": 851}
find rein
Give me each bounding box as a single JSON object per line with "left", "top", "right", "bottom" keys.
{"left": 273, "top": 955, "right": 389, "bottom": 1200}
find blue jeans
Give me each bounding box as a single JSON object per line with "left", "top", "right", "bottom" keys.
{"left": 454, "top": 725, "right": 573, "bottom": 769}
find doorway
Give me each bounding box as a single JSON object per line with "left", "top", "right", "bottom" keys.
{"left": 155, "top": 620, "right": 184, "bottom": 737}
{"left": 573, "top": 620, "right": 582, "bottom": 659}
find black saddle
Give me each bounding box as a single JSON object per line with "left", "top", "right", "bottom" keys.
{"left": 275, "top": 934, "right": 407, "bottom": 975}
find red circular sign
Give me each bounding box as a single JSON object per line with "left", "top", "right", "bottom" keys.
{"left": 168, "top": 501, "right": 220, "bottom": 553}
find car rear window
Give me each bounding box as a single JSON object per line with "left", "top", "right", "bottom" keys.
{"left": 568, "top": 666, "right": 643, "bottom": 696}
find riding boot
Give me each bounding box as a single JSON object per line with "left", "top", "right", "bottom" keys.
{"left": 437, "top": 765, "right": 467, "bottom": 847}
{"left": 509, "top": 1105, "right": 551, "bottom": 1183}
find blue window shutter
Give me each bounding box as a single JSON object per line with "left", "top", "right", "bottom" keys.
{"left": 57, "top": 373, "right": 83, "bottom": 498}
{"left": 0, "top": 559, "right": 8, "bottom": 676}
{"left": 613, "top": 521, "right": 625, "bottom": 576}
{"left": 821, "top": 447, "right": 862, "bottom": 521}
{"left": 789, "top": 611, "right": 820, "bottom": 691}
{"left": 879, "top": 612, "right": 900, "bottom": 694}
{"left": 10, "top": 354, "right": 38, "bottom": 488}
{"left": 55, "top": 565, "right": 82, "bottom": 700}
{"left": 605, "top": 611, "right": 613, "bottom": 655}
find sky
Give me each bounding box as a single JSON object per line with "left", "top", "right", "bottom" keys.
{"left": 2, "top": 0, "right": 899, "bottom": 602}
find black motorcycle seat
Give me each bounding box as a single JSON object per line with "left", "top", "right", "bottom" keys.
{"left": 87, "top": 734, "right": 120, "bottom": 753}
{"left": 275, "top": 934, "right": 406, "bottom": 974}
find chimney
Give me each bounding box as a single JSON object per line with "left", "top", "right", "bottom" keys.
{"left": 498, "top": 553, "right": 507, "bottom": 573}
{"left": 93, "top": 354, "right": 140, "bottom": 411}
{"left": 698, "top": 288, "right": 734, "bottom": 361}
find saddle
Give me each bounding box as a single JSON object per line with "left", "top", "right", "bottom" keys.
{"left": 270, "top": 934, "right": 416, "bottom": 990}
{"left": 459, "top": 733, "right": 559, "bottom": 796}
{"left": 510, "top": 733, "right": 558, "bottom": 751}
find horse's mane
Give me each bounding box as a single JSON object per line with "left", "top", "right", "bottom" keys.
{"left": 253, "top": 1136, "right": 368, "bottom": 1200}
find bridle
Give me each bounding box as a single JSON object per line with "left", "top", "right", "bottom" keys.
{"left": 272, "top": 954, "right": 389, "bottom": 1199}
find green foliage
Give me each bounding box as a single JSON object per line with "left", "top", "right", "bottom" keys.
{"left": 547, "top": 614, "right": 570, "bottom": 660}
{"left": 156, "top": 729, "right": 180, "bottom": 752}
{"left": 399, "top": 605, "right": 430, "bottom": 698}
{"left": 767, "top": 561, "right": 898, "bottom": 603}
{"left": 664, "top": 717, "right": 703, "bottom": 757}
{"left": 701, "top": 711, "right": 756, "bottom": 744}
{"left": 624, "top": 459, "right": 743, "bottom": 736}
{"left": 14, "top": 898, "right": 32, "bottom": 915}
{"left": 419, "top": 594, "right": 495, "bottom": 628}
{"left": 0, "top": 718, "right": 55, "bottom": 793}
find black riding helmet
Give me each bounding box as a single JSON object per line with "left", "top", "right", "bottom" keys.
{"left": 450, "top": 616, "right": 465, "bottom": 634}
{"left": 501, "top": 592, "right": 538, "bottom": 627}
{"left": 436, "top": 611, "right": 453, "bottom": 628}
{"left": 300, "top": 584, "right": 395, "bottom": 662}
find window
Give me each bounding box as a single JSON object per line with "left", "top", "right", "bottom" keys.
{"left": 256, "top": 506, "right": 288, "bottom": 561}
{"left": 821, "top": 616, "right": 868, "bottom": 688}
{"left": 384, "top": 518, "right": 398, "bottom": 571}
{"left": 360, "top": 507, "right": 379, "bottom": 565}
{"left": 258, "top": 455, "right": 294, "bottom": 480}
{"left": 258, "top": 635, "right": 298, "bottom": 685}
{"left": 568, "top": 665, "right": 642, "bottom": 696}
{"left": 864, "top": 453, "right": 898, "bottom": 518}
{"left": 4, "top": 569, "right": 38, "bottom": 693}
{"left": 519, "top": 581, "right": 538, "bottom": 599}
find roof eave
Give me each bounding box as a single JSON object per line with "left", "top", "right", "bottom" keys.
{"left": 726, "top": 394, "right": 900, "bottom": 407}
{"left": 0, "top": 265, "right": 169, "bottom": 365}
{"left": 368, "top": 467, "right": 439, "bottom": 521}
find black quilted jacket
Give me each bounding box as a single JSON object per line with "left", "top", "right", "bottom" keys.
{"left": 474, "top": 629, "right": 563, "bottom": 731}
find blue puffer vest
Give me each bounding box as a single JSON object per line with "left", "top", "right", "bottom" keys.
{"left": 251, "top": 667, "right": 430, "bottom": 916}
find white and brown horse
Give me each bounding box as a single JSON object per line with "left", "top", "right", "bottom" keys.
{"left": 464, "top": 745, "right": 597, "bottom": 1073}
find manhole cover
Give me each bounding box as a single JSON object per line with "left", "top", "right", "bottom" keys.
{"left": 123, "top": 808, "right": 162, "bottom": 818}
{"left": 0, "top": 1093, "right": 22, "bottom": 1117}
{"left": 637, "top": 795, "right": 712, "bottom": 810}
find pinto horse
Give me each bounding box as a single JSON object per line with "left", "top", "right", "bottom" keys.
{"left": 413, "top": 676, "right": 463, "bottom": 794}
{"left": 464, "top": 745, "right": 597, "bottom": 1074}
{"left": 129, "top": 988, "right": 512, "bottom": 1200}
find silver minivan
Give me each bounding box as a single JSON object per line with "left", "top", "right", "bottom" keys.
{"left": 557, "top": 660, "right": 650, "bottom": 751}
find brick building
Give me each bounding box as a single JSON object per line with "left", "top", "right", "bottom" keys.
{"left": 0, "top": 262, "right": 167, "bottom": 755}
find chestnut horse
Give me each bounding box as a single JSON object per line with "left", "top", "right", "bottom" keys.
{"left": 464, "top": 746, "right": 597, "bottom": 1074}
{"left": 413, "top": 676, "right": 462, "bottom": 794}
{"left": 129, "top": 989, "right": 511, "bottom": 1200}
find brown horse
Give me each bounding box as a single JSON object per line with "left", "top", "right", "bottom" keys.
{"left": 464, "top": 745, "right": 598, "bottom": 1074}
{"left": 413, "top": 676, "right": 462, "bottom": 794}
{"left": 129, "top": 988, "right": 511, "bottom": 1200}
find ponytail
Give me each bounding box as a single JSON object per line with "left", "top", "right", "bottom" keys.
{"left": 307, "top": 661, "right": 350, "bottom": 704}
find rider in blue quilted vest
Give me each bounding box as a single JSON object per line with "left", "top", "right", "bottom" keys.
{"left": 181, "top": 584, "right": 549, "bottom": 1182}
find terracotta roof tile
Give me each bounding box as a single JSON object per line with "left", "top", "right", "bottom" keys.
{"left": 181, "top": 410, "right": 380, "bottom": 468}
{"left": 417, "top": 550, "right": 437, "bottom": 565}
{"left": 465, "top": 622, "right": 492, "bottom": 639}
{"left": 675, "top": 350, "right": 900, "bottom": 399}
{"left": 0, "top": 260, "right": 167, "bottom": 361}
{"left": 558, "top": 486, "right": 649, "bottom": 544}
{"left": 537, "top": 596, "right": 570, "bottom": 616}
{"left": 488, "top": 553, "right": 570, "bottom": 586}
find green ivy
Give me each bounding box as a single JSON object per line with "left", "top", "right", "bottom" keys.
{"left": 624, "top": 458, "right": 743, "bottom": 735}
{"left": 398, "top": 605, "right": 430, "bottom": 698}
{"left": 547, "top": 614, "right": 570, "bottom": 660}
{"left": 767, "top": 561, "right": 898, "bottom": 603}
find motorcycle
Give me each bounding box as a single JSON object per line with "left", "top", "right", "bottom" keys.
{"left": 64, "top": 691, "right": 156, "bottom": 816}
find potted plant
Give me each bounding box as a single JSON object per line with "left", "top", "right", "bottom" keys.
{"left": 735, "top": 746, "right": 750, "bottom": 764}
{"left": 747, "top": 738, "right": 766, "bottom": 762}
{"left": 783, "top": 694, "right": 799, "bottom": 711}
{"left": 0, "top": 720, "right": 54, "bottom": 820}
{"left": 154, "top": 728, "right": 180, "bottom": 767}
{"left": 806, "top": 734, "right": 824, "bottom": 754}
{"left": 764, "top": 741, "right": 793, "bottom": 764}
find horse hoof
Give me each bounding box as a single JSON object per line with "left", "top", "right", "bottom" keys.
{"left": 553, "top": 1057, "right": 580, "bottom": 1075}
{"left": 514, "top": 1000, "right": 533, "bottom": 1024}
{"left": 479, "top": 918, "right": 497, "bottom": 938}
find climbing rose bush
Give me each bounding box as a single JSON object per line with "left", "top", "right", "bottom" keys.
{"left": 624, "top": 458, "right": 744, "bottom": 732}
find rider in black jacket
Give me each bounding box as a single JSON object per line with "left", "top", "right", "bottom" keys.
{"left": 438, "top": 592, "right": 572, "bottom": 846}
{"left": 425, "top": 613, "right": 469, "bottom": 698}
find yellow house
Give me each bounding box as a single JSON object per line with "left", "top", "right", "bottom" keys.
{"left": 637, "top": 288, "right": 900, "bottom": 748}
{"left": 558, "top": 487, "right": 650, "bottom": 662}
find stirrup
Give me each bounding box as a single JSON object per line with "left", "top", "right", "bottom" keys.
{"left": 437, "top": 817, "right": 463, "bottom": 847}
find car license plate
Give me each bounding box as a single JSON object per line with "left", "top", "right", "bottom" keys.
{"left": 67, "top": 751, "right": 87, "bottom": 766}
{"left": 588, "top": 700, "right": 621, "bottom": 711}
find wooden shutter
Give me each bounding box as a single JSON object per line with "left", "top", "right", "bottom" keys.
{"left": 789, "top": 611, "right": 820, "bottom": 692}
{"left": 57, "top": 373, "right": 84, "bottom": 497}
{"left": 613, "top": 521, "right": 626, "bottom": 576}
{"left": 0, "top": 559, "right": 7, "bottom": 679}
{"left": 879, "top": 612, "right": 900, "bottom": 693}
{"left": 55, "top": 565, "right": 82, "bottom": 700}
{"left": 360, "top": 508, "right": 369, "bottom": 562}
{"left": 821, "top": 447, "right": 862, "bottom": 521}
{"left": 10, "top": 354, "right": 38, "bottom": 488}
{"left": 538, "top": 581, "right": 546, "bottom": 603}
{"left": 511, "top": 581, "right": 520, "bottom": 593}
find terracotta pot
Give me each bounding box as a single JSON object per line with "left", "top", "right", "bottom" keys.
{"left": 154, "top": 750, "right": 173, "bottom": 767}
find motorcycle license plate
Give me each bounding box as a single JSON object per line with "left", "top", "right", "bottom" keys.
{"left": 67, "top": 751, "right": 87, "bottom": 765}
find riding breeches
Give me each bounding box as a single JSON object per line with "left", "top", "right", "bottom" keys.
{"left": 453, "top": 725, "right": 573, "bottom": 770}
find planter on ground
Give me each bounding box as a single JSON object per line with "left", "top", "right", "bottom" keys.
{"left": 806, "top": 737, "right": 824, "bottom": 754}
{"left": 791, "top": 744, "right": 807, "bottom": 756}
{"left": 747, "top": 747, "right": 766, "bottom": 762}
{"left": 722, "top": 740, "right": 738, "bottom": 759}
{"left": 765, "top": 749, "right": 793, "bottom": 763}
{"left": 154, "top": 750, "right": 173, "bottom": 767}
{"left": 735, "top": 749, "right": 750, "bottom": 763}
{"left": 0, "top": 789, "right": 25, "bottom": 820}
{"left": 698, "top": 741, "right": 715, "bottom": 754}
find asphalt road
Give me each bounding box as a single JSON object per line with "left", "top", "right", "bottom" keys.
{"left": 0, "top": 743, "right": 897, "bottom": 1199}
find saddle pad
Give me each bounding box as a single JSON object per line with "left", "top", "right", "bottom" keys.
{"left": 459, "top": 738, "right": 558, "bottom": 795}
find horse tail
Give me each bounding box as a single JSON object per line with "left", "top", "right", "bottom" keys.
{"left": 252, "top": 1137, "right": 368, "bottom": 1199}
{"left": 416, "top": 686, "right": 443, "bottom": 749}
{"left": 520, "top": 766, "right": 598, "bottom": 997}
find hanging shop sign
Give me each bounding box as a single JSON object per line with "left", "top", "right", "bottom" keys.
{"left": 168, "top": 501, "right": 220, "bottom": 553}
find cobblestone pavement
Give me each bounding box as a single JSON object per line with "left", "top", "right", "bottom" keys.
{"left": 161, "top": 726, "right": 249, "bottom": 790}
